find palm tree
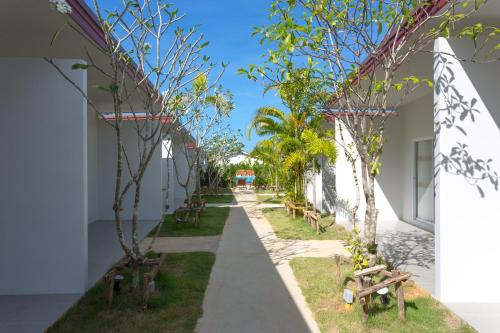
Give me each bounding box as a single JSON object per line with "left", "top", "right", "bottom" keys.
{"left": 248, "top": 69, "right": 336, "bottom": 204}
{"left": 250, "top": 139, "right": 282, "bottom": 194}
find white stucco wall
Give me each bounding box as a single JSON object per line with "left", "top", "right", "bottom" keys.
{"left": 171, "top": 138, "right": 196, "bottom": 205}
{"left": 306, "top": 163, "right": 323, "bottom": 212}
{"left": 0, "top": 58, "right": 88, "bottom": 294}
{"left": 375, "top": 95, "right": 435, "bottom": 229}
{"left": 434, "top": 37, "right": 500, "bottom": 303}
{"left": 161, "top": 138, "right": 175, "bottom": 213}
{"left": 87, "top": 110, "right": 100, "bottom": 224}
{"left": 333, "top": 123, "right": 400, "bottom": 225}
{"left": 94, "top": 120, "right": 163, "bottom": 222}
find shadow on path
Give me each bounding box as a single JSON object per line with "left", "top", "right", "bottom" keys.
{"left": 196, "top": 204, "right": 312, "bottom": 332}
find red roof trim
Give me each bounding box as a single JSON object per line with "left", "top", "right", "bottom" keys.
{"left": 102, "top": 114, "right": 173, "bottom": 124}
{"left": 67, "top": 0, "right": 107, "bottom": 49}
{"left": 324, "top": 0, "right": 448, "bottom": 122}
{"left": 359, "top": 0, "right": 448, "bottom": 77}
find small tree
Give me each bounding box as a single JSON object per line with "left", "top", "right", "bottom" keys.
{"left": 48, "top": 0, "right": 225, "bottom": 286}
{"left": 250, "top": 139, "right": 283, "bottom": 194}
{"left": 247, "top": 69, "right": 327, "bottom": 203}
{"left": 204, "top": 130, "right": 244, "bottom": 194}
{"left": 172, "top": 78, "right": 234, "bottom": 211}
{"left": 246, "top": 0, "right": 499, "bottom": 257}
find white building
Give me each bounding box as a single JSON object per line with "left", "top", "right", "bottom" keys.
{"left": 0, "top": 2, "right": 196, "bottom": 330}
{"left": 228, "top": 151, "right": 258, "bottom": 165}
{"left": 307, "top": 2, "right": 500, "bottom": 331}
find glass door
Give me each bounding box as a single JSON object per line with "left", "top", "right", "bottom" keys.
{"left": 415, "top": 139, "right": 434, "bottom": 223}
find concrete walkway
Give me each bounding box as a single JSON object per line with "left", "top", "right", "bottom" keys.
{"left": 196, "top": 191, "right": 348, "bottom": 333}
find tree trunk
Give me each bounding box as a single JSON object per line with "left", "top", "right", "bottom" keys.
{"left": 132, "top": 264, "right": 140, "bottom": 289}
{"left": 275, "top": 171, "right": 279, "bottom": 195}
{"left": 351, "top": 159, "right": 360, "bottom": 226}
{"left": 362, "top": 162, "right": 378, "bottom": 264}
{"left": 131, "top": 180, "right": 142, "bottom": 261}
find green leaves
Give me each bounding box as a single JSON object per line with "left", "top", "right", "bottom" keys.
{"left": 347, "top": 226, "right": 369, "bottom": 271}
{"left": 71, "top": 63, "right": 88, "bottom": 70}
{"left": 193, "top": 73, "right": 208, "bottom": 97}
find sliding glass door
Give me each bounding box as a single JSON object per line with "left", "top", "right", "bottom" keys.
{"left": 415, "top": 139, "right": 434, "bottom": 223}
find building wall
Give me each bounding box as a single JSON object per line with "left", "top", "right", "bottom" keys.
{"left": 171, "top": 137, "right": 196, "bottom": 204}
{"left": 161, "top": 138, "right": 175, "bottom": 213}
{"left": 0, "top": 58, "right": 88, "bottom": 294}
{"left": 306, "top": 162, "right": 323, "bottom": 211}
{"left": 87, "top": 109, "right": 100, "bottom": 224}
{"left": 434, "top": 37, "right": 500, "bottom": 302}
{"left": 333, "top": 123, "right": 400, "bottom": 226}
{"left": 94, "top": 121, "right": 163, "bottom": 221}
{"left": 378, "top": 95, "right": 434, "bottom": 226}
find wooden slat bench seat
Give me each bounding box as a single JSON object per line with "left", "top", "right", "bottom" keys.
{"left": 287, "top": 203, "right": 304, "bottom": 219}
{"left": 354, "top": 264, "right": 412, "bottom": 322}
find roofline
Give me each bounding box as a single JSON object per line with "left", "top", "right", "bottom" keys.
{"left": 67, "top": 0, "right": 107, "bottom": 49}
{"left": 323, "top": 0, "right": 448, "bottom": 121}
{"left": 359, "top": 0, "right": 448, "bottom": 77}
{"left": 101, "top": 114, "right": 173, "bottom": 124}
{"left": 66, "top": 1, "right": 197, "bottom": 145}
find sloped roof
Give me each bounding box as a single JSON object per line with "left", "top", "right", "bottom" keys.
{"left": 236, "top": 170, "right": 255, "bottom": 177}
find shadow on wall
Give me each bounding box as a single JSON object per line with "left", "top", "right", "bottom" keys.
{"left": 434, "top": 50, "right": 499, "bottom": 198}
{"left": 322, "top": 161, "right": 356, "bottom": 225}
{"left": 378, "top": 229, "right": 435, "bottom": 270}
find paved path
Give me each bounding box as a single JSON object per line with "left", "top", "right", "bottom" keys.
{"left": 196, "top": 191, "right": 349, "bottom": 333}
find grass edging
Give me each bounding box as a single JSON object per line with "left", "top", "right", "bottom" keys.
{"left": 262, "top": 207, "right": 350, "bottom": 240}
{"left": 48, "top": 252, "right": 215, "bottom": 333}
{"left": 151, "top": 207, "right": 230, "bottom": 237}
{"left": 290, "top": 257, "right": 475, "bottom": 333}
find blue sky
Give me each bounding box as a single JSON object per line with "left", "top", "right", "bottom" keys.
{"left": 176, "top": 0, "right": 281, "bottom": 151}
{"left": 86, "top": 0, "right": 281, "bottom": 151}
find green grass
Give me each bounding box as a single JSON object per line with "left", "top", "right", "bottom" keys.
{"left": 256, "top": 194, "right": 283, "bottom": 204}
{"left": 262, "top": 208, "right": 350, "bottom": 240}
{"left": 290, "top": 257, "right": 475, "bottom": 333}
{"left": 152, "top": 207, "right": 230, "bottom": 237}
{"left": 48, "top": 252, "right": 215, "bottom": 333}
{"left": 202, "top": 194, "right": 234, "bottom": 204}
{"left": 255, "top": 188, "right": 276, "bottom": 194}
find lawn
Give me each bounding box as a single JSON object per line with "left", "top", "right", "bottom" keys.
{"left": 256, "top": 194, "right": 283, "bottom": 204}
{"left": 202, "top": 193, "right": 234, "bottom": 204}
{"left": 48, "top": 252, "right": 215, "bottom": 333}
{"left": 255, "top": 188, "right": 276, "bottom": 194}
{"left": 153, "top": 207, "right": 230, "bottom": 237}
{"left": 262, "top": 207, "right": 350, "bottom": 240}
{"left": 290, "top": 257, "right": 475, "bottom": 333}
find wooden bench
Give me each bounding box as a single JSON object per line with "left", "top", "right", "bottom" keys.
{"left": 287, "top": 203, "right": 304, "bottom": 219}
{"left": 174, "top": 206, "right": 201, "bottom": 225}
{"left": 304, "top": 210, "right": 321, "bottom": 234}
{"left": 143, "top": 253, "right": 167, "bottom": 310}
{"left": 354, "top": 265, "right": 411, "bottom": 322}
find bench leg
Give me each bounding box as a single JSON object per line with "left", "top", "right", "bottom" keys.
{"left": 394, "top": 271, "right": 405, "bottom": 320}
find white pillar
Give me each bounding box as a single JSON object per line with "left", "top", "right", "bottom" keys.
{"left": 434, "top": 37, "right": 500, "bottom": 302}
{"left": 0, "top": 58, "right": 88, "bottom": 294}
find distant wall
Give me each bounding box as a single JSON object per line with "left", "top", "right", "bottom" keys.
{"left": 333, "top": 123, "right": 400, "bottom": 225}
{"left": 171, "top": 136, "right": 196, "bottom": 203}
{"left": 161, "top": 138, "right": 175, "bottom": 213}
{"left": 0, "top": 58, "right": 88, "bottom": 294}
{"left": 94, "top": 121, "right": 163, "bottom": 221}
{"left": 87, "top": 109, "right": 100, "bottom": 224}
